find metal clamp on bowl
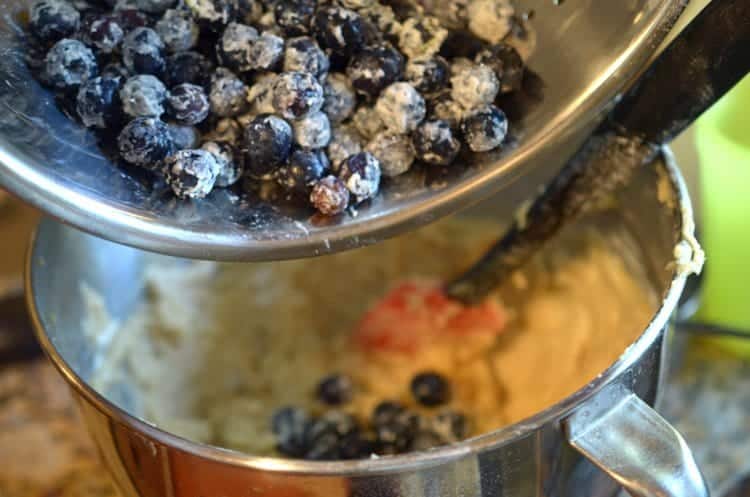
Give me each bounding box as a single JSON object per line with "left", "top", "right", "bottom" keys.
{"left": 567, "top": 384, "right": 708, "bottom": 497}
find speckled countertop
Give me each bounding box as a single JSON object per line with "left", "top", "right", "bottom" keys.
{"left": 662, "top": 339, "right": 750, "bottom": 496}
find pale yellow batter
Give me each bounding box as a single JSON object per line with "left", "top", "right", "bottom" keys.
{"left": 91, "top": 217, "right": 657, "bottom": 456}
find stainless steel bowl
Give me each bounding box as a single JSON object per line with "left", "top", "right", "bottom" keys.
{"left": 0, "top": 0, "right": 686, "bottom": 261}
{"left": 28, "top": 149, "right": 708, "bottom": 497}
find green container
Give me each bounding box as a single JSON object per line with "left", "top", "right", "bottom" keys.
{"left": 694, "top": 75, "right": 750, "bottom": 355}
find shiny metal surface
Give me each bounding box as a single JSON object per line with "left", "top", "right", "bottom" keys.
{"left": 568, "top": 392, "right": 708, "bottom": 497}
{"left": 27, "top": 149, "right": 706, "bottom": 497}
{"left": 0, "top": 0, "right": 686, "bottom": 261}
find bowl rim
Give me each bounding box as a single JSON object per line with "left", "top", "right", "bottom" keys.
{"left": 2, "top": 0, "right": 687, "bottom": 262}
{"left": 25, "top": 149, "right": 697, "bottom": 476}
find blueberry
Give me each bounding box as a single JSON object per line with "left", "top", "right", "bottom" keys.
{"left": 163, "top": 148, "right": 219, "bottom": 198}
{"left": 117, "top": 117, "right": 174, "bottom": 167}
{"left": 45, "top": 38, "right": 98, "bottom": 92}
{"left": 101, "top": 62, "right": 130, "bottom": 79}
{"left": 339, "top": 431, "right": 375, "bottom": 459}
{"left": 272, "top": 71, "right": 324, "bottom": 120}
{"left": 326, "top": 125, "right": 362, "bottom": 171}
{"left": 425, "top": 91, "right": 464, "bottom": 129}
{"left": 351, "top": 105, "right": 384, "bottom": 140}
{"left": 292, "top": 111, "right": 330, "bottom": 149}
{"left": 346, "top": 44, "right": 404, "bottom": 99}
{"left": 460, "top": 105, "right": 508, "bottom": 152}
{"left": 375, "top": 416, "right": 416, "bottom": 454}
{"left": 235, "top": 0, "right": 262, "bottom": 24}
{"left": 410, "top": 371, "right": 450, "bottom": 406}
{"left": 155, "top": 9, "right": 199, "bottom": 53}
{"left": 29, "top": 0, "right": 80, "bottom": 46}
{"left": 76, "top": 75, "right": 122, "bottom": 129}
{"left": 243, "top": 114, "right": 293, "bottom": 178}
{"left": 271, "top": 406, "right": 311, "bottom": 457}
{"left": 412, "top": 119, "right": 460, "bottom": 166}
{"left": 433, "top": 410, "right": 469, "bottom": 441}
{"left": 359, "top": 3, "right": 398, "bottom": 41}
{"left": 370, "top": 401, "right": 405, "bottom": 427}
{"left": 450, "top": 62, "right": 499, "bottom": 111}
{"left": 247, "top": 32, "right": 285, "bottom": 72}
{"left": 115, "top": 0, "right": 174, "bottom": 14}
{"left": 323, "top": 73, "right": 356, "bottom": 124}
{"left": 303, "top": 418, "right": 340, "bottom": 460}
{"left": 358, "top": 16, "right": 385, "bottom": 48}
{"left": 217, "top": 22, "right": 258, "bottom": 71}
{"left": 315, "top": 373, "right": 353, "bottom": 405}
{"left": 113, "top": 9, "right": 150, "bottom": 32}
{"left": 122, "top": 27, "right": 166, "bottom": 76}
{"left": 310, "top": 175, "right": 349, "bottom": 215}
{"left": 365, "top": 132, "right": 414, "bottom": 177}
{"left": 283, "top": 36, "right": 329, "bottom": 80}
{"left": 475, "top": 43, "right": 524, "bottom": 94}
{"left": 338, "top": 151, "right": 380, "bottom": 203}
{"left": 167, "top": 122, "right": 201, "bottom": 149}
{"left": 209, "top": 67, "right": 249, "bottom": 117}
{"left": 168, "top": 83, "right": 209, "bottom": 124}
{"left": 405, "top": 56, "right": 449, "bottom": 94}
{"left": 276, "top": 149, "right": 326, "bottom": 195}
{"left": 375, "top": 82, "right": 425, "bottom": 134}
{"left": 184, "top": 0, "right": 236, "bottom": 31}
{"left": 201, "top": 140, "right": 244, "bottom": 186}
{"left": 274, "top": 0, "right": 316, "bottom": 36}
{"left": 120, "top": 74, "right": 168, "bottom": 118}
{"left": 84, "top": 16, "right": 124, "bottom": 54}
{"left": 320, "top": 410, "right": 359, "bottom": 437}
{"left": 165, "top": 51, "right": 214, "bottom": 87}
{"left": 314, "top": 147, "right": 331, "bottom": 172}
{"left": 312, "top": 6, "right": 365, "bottom": 55}
{"left": 397, "top": 16, "right": 447, "bottom": 59}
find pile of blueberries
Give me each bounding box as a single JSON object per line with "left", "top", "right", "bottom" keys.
{"left": 25, "top": 0, "right": 525, "bottom": 215}
{"left": 271, "top": 371, "right": 469, "bottom": 460}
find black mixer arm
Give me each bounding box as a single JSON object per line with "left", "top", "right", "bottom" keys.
{"left": 446, "top": 0, "right": 750, "bottom": 304}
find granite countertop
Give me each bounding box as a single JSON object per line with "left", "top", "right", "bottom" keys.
{"left": 0, "top": 360, "right": 118, "bottom": 497}
{"left": 661, "top": 340, "right": 750, "bottom": 496}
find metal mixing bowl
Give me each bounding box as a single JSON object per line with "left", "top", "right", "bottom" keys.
{"left": 27, "top": 149, "right": 707, "bottom": 497}
{"left": 0, "top": 0, "right": 686, "bottom": 260}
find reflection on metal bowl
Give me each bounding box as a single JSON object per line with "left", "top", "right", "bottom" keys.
{"left": 27, "top": 148, "right": 707, "bottom": 497}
